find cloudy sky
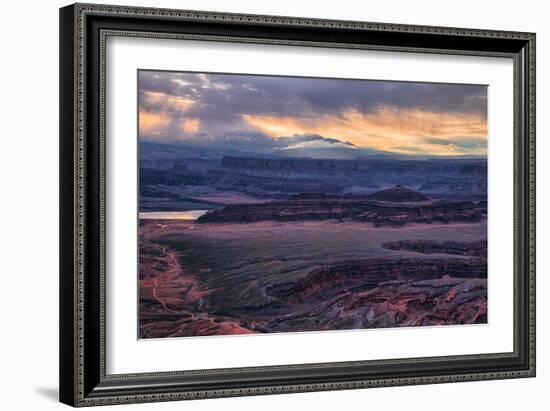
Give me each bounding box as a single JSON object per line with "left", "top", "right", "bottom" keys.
{"left": 138, "top": 70, "right": 487, "bottom": 157}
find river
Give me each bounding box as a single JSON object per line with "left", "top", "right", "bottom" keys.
{"left": 139, "top": 210, "right": 209, "bottom": 220}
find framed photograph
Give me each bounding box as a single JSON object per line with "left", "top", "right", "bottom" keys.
{"left": 59, "top": 3, "right": 535, "bottom": 407}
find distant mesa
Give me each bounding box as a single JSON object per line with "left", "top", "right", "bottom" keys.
{"left": 197, "top": 184, "right": 483, "bottom": 226}
{"left": 289, "top": 186, "right": 429, "bottom": 203}
{"left": 367, "top": 185, "right": 429, "bottom": 203}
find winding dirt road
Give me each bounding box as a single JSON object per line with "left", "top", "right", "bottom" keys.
{"left": 138, "top": 221, "right": 254, "bottom": 338}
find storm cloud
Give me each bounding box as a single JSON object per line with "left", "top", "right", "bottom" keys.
{"left": 138, "top": 70, "right": 488, "bottom": 157}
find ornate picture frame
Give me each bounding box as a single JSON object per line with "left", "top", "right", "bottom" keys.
{"left": 59, "top": 3, "right": 535, "bottom": 407}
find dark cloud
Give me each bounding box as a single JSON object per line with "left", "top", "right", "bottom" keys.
{"left": 138, "top": 71, "right": 487, "bottom": 158}
{"left": 138, "top": 70, "right": 488, "bottom": 138}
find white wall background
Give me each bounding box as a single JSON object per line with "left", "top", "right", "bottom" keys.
{"left": 0, "top": 0, "right": 545, "bottom": 409}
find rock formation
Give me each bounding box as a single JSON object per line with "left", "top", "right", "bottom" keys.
{"left": 367, "top": 184, "right": 429, "bottom": 202}
{"left": 383, "top": 239, "right": 487, "bottom": 258}
{"left": 197, "top": 187, "right": 483, "bottom": 226}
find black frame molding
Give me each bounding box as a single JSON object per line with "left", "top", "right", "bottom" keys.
{"left": 60, "top": 3, "right": 536, "bottom": 407}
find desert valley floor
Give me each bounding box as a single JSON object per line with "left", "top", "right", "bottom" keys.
{"left": 139, "top": 217, "right": 487, "bottom": 338}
